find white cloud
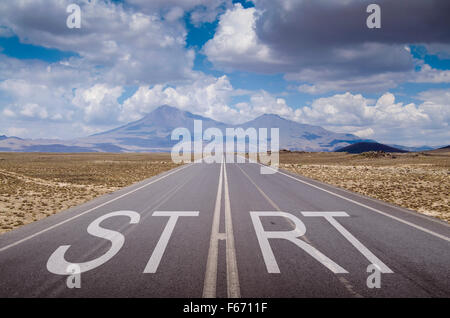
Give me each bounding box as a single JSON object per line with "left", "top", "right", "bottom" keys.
{"left": 20, "top": 103, "right": 48, "bottom": 119}
{"left": 5, "top": 127, "right": 27, "bottom": 137}
{"left": 417, "top": 89, "right": 450, "bottom": 104}
{"left": 128, "top": 0, "right": 230, "bottom": 25}
{"left": 0, "top": 0, "right": 200, "bottom": 138}
{"left": 203, "top": 4, "right": 278, "bottom": 71}
{"left": 293, "top": 64, "right": 450, "bottom": 94}
{"left": 121, "top": 75, "right": 240, "bottom": 123}
{"left": 0, "top": 0, "right": 195, "bottom": 86}
{"left": 354, "top": 128, "right": 374, "bottom": 138}
{"left": 295, "top": 92, "right": 428, "bottom": 128}
{"left": 0, "top": 0, "right": 448, "bottom": 147}
{"left": 0, "top": 77, "right": 73, "bottom": 121}
{"left": 165, "top": 7, "right": 185, "bottom": 22}
{"left": 293, "top": 91, "right": 449, "bottom": 145}
{"left": 119, "top": 77, "right": 448, "bottom": 146}
{"left": 295, "top": 71, "right": 407, "bottom": 94}
{"left": 242, "top": 91, "right": 294, "bottom": 119}
{"left": 121, "top": 75, "right": 298, "bottom": 125}
{"left": 204, "top": 1, "right": 450, "bottom": 93}
{"left": 413, "top": 64, "right": 450, "bottom": 83}
{"left": 72, "top": 84, "right": 124, "bottom": 125}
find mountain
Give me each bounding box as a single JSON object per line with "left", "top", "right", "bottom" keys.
{"left": 336, "top": 142, "right": 408, "bottom": 154}
{"left": 82, "top": 106, "right": 366, "bottom": 152}
{"left": 239, "top": 113, "right": 371, "bottom": 151}
{"left": 427, "top": 145, "right": 450, "bottom": 153}
{"left": 388, "top": 144, "right": 434, "bottom": 152}
{"left": 0, "top": 105, "right": 394, "bottom": 153}
{"left": 82, "top": 105, "right": 227, "bottom": 151}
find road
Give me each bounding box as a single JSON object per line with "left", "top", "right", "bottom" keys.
{"left": 0, "top": 158, "right": 449, "bottom": 298}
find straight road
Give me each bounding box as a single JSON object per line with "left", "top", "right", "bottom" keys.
{"left": 0, "top": 158, "right": 449, "bottom": 297}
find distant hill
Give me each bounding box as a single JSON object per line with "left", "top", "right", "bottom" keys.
{"left": 388, "top": 144, "right": 434, "bottom": 152}
{"left": 336, "top": 142, "right": 408, "bottom": 154}
{"left": 2, "top": 106, "right": 439, "bottom": 153}
{"left": 428, "top": 145, "right": 450, "bottom": 153}
{"left": 0, "top": 105, "right": 365, "bottom": 152}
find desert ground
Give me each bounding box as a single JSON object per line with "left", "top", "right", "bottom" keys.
{"left": 0, "top": 150, "right": 449, "bottom": 234}
{"left": 279, "top": 149, "right": 450, "bottom": 223}
{"left": 0, "top": 153, "right": 179, "bottom": 234}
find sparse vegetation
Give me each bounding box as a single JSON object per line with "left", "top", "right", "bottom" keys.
{"left": 280, "top": 150, "right": 450, "bottom": 222}
{"left": 0, "top": 153, "right": 179, "bottom": 234}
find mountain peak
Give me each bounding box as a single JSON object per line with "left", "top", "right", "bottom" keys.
{"left": 256, "top": 113, "right": 285, "bottom": 120}
{"left": 1, "top": 106, "right": 374, "bottom": 152}
{"left": 140, "top": 105, "right": 185, "bottom": 120}
{"left": 336, "top": 142, "right": 408, "bottom": 154}
{"left": 152, "top": 104, "right": 181, "bottom": 114}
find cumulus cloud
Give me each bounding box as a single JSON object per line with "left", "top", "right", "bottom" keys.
{"left": 0, "top": 0, "right": 448, "bottom": 147}
{"left": 0, "top": 55, "right": 125, "bottom": 137}
{"left": 120, "top": 75, "right": 241, "bottom": 123}
{"left": 417, "top": 89, "right": 450, "bottom": 105}
{"left": 120, "top": 75, "right": 298, "bottom": 124}
{"left": 119, "top": 76, "right": 449, "bottom": 145}
{"left": 127, "top": 0, "right": 231, "bottom": 25}
{"left": 19, "top": 103, "right": 48, "bottom": 119}
{"left": 72, "top": 84, "right": 123, "bottom": 125}
{"left": 354, "top": 128, "right": 374, "bottom": 139}
{"left": 413, "top": 64, "right": 450, "bottom": 83}
{"left": 294, "top": 69, "right": 408, "bottom": 94}
{"left": 0, "top": 0, "right": 200, "bottom": 138}
{"left": 204, "top": 0, "right": 450, "bottom": 91}
{"left": 295, "top": 92, "right": 426, "bottom": 128}
{"left": 293, "top": 91, "right": 449, "bottom": 145}
{"left": 295, "top": 64, "right": 450, "bottom": 94}
{"left": 0, "top": 0, "right": 195, "bottom": 86}
{"left": 0, "top": 77, "right": 73, "bottom": 122}
{"left": 203, "top": 3, "right": 279, "bottom": 71}
{"left": 234, "top": 90, "right": 295, "bottom": 121}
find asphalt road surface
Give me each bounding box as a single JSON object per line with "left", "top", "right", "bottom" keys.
{"left": 0, "top": 158, "right": 449, "bottom": 298}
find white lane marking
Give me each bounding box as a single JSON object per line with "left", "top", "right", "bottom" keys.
{"left": 302, "top": 212, "right": 393, "bottom": 273}
{"left": 245, "top": 157, "right": 450, "bottom": 243}
{"left": 236, "top": 164, "right": 281, "bottom": 211}
{"left": 144, "top": 211, "right": 199, "bottom": 273}
{"left": 236, "top": 164, "right": 320, "bottom": 247}
{"left": 223, "top": 161, "right": 241, "bottom": 298}
{"left": 37, "top": 178, "right": 193, "bottom": 297}
{"left": 203, "top": 160, "right": 224, "bottom": 298}
{"left": 250, "top": 211, "right": 348, "bottom": 274}
{"left": 0, "top": 164, "right": 192, "bottom": 253}
{"left": 236, "top": 162, "right": 365, "bottom": 297}
{"left": 217, "top": 233, "right": 226, "bottom": 240}
{"left": 47, "top": 211, "right": 140, "bottom": 275}
{"left": 288, "top": 165, "right": 448, "bottom": 228}
{"left": 235, "top": 164, "right": 294, "bottom": 230}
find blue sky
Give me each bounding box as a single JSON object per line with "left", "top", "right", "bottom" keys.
{"left": 0, "top": 0, "right": 449, "bottom": 146}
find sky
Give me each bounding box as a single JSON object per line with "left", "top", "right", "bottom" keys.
{"left": 0, "top": 0, "right": 449, "bottom": 147}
